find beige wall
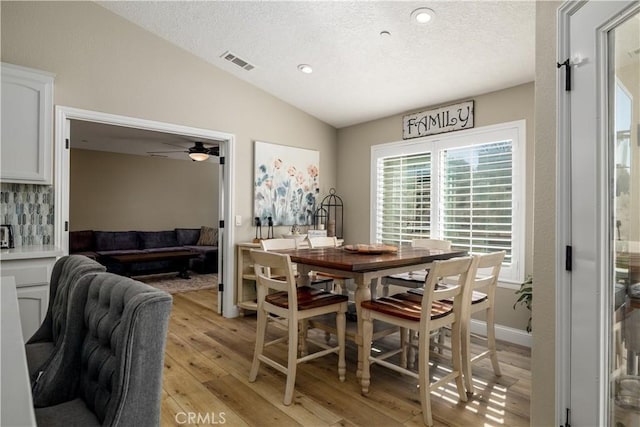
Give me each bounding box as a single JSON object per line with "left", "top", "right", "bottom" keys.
{"left": 337, "top": 82, "right": 535, "bottom": 331}
{"left": 0, "top": 1, "right": 338, "bottom": 243}
{"left": 532, "top": 2, "right": 562, "bottom": 426}
{"left": 70, "top": 149, "right": 218, "bottom": 231}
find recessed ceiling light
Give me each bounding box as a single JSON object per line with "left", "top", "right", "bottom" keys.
{"left": 380, "top": 30, "right": 391, "bottom": 38}
{"left": 298, "top": 64, "right": 313, "bottom": 74}
{"left": 411, "top": 7, "right": 435, "bottom": 24}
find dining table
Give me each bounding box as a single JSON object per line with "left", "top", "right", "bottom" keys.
{"left": 276, "top": 244, "right": 467, "bottom": 377}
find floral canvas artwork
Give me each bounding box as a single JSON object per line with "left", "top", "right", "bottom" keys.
{"left": 254, "top": 141, "right": 320, "bottom": 226}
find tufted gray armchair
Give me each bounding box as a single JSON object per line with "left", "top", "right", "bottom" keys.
{"left": 26, "top": 255, "right": 106, "bottom": 377}
{"left": 32, "top": 272, "right": 173, "bottom": 426}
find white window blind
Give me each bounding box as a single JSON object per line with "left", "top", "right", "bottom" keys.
{"left": 371, "top": 121, "right": 525, "bottom": 283}
{"left": 376, "top": 153, "right": 431, "bottom": 245}
{"left": 440, "top": 141, "right": 513, "bottom": 264}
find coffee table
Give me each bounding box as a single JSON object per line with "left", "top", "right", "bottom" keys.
{"left": 104, "top": 250, "right": 199, "bottom": 279}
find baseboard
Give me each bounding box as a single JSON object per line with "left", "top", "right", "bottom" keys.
{"left": 469, "top": 319, "right": 532, "bottom": 348}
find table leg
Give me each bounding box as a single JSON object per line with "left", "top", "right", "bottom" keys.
{"left": 177, "top": 260, "right": 192, "bottom": 279}
{"left": 355, "top": 278, "right": 372, "bottom": 379}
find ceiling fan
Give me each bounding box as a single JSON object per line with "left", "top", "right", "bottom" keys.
{"left": 148, "top": 141, "right": 219, "bottom": 161}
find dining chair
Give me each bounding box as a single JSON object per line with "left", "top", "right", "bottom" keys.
{"left": 248, "top": 249, "right": 348, "bottom": 405}
{"left": 380, "top": 238, "right": 452, "bottom": 297}
{"left": 360, "top": 256, "right": 478, "bottom": 427}
{"left": 307, "top": 236, "right": 353, "bottom": 294}
{"left": 457, "top": 251, "right": 505, "bottom": 393}
{"left": 405, "top": 251, "right": 506, "bottom": 382}
{"left": 260, "top": 237, "right": 333, "bottom": 288}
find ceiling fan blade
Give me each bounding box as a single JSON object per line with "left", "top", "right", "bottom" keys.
{"left": 147, "top": 150, "right": 188, "bottom": 154}
{"left": 160, "top": 142, "right": 190, "bottom": 149}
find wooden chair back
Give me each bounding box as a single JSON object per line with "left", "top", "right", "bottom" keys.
{"left": 421, "top": 256, "right": 478, "bottom": 330}
{"left": 251, "top": 250, "right": 298, "bottom": 315}
{"left": 260, "top": 238, "right": 297, "bottom": 251}
{"left": 412, "top": 238, "right": 452, "bottom": 251}
{"left": 308, "top": 236, "right": 339, "bottom": 248}
{"left": 471, "top": 251, "right": 505, "bottom": 308}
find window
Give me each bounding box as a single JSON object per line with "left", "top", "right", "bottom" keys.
{"left": 371, "top": 121, "right": 525, "bottom": 283}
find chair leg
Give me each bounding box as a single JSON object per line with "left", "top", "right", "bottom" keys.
{"left": 437, "top": 328, "right": 445, "bottom": 354}
{"left": 337, "top": 310, "right": 346, "bottom": 382}
{"left": 299, "top": 319, "right": 308, "bottom": 356}
{"left": 284, "top": 319, "right": 299, "bottom": 406}
{"left": 451, "top": 320, "right": 468, "bottom": 401}
{"left": 382, "top": 283, "right": 390, "bottom": 297}
{"left": 400, "top": 327, "right": 408, "bottom": 369}
{"left": 249, "top": 309, "right": 268, "bottom": 382}
{"left": 486, "top": 307, "right": 502, "bottom": 377}
{"left": 360, "top": 310, "right": 374, "bottom": 395}
{"left": 408, "top": 330, "right": 417, "bottom": 369}
{"left": 418, "top": 327, "right": 434, "bottom": 427}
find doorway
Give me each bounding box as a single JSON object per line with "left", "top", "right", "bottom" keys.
{"left": 54, "top": 107, "right": 237, "bottom": 316}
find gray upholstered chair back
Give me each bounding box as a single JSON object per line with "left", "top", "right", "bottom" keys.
{"left": 33, "top": 272, "right": 173, "bottom": 427}
{"left": 27, "top": 255, "right": 106, "bottom": 346}
{"left": 26, "top": 255, "right": 106, "bottom": 378}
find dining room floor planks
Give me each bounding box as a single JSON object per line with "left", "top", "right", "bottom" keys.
{"left": 161, "top": 289, "right": 531, "bottom": 427}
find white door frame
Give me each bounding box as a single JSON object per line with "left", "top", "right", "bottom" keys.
{"left": 54, "top": 106, "right": 238, "bottom": 317}
{"left": 557, "top": 1, "right": 639, "bottom": 425}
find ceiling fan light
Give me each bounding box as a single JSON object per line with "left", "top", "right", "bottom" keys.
{"left": 189, "top": 152, "right": 209, "bottom": 161}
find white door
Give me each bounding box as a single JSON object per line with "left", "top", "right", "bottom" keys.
{"left": 564, "top": 1, "right": 639, "bottom": 425}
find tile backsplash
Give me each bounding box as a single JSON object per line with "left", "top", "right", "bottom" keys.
{"left": 0, "top": 183, "right": 54, "bottom": 247}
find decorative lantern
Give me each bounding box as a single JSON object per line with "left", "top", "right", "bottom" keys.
{"left": 320, "top": 188, "right": 344, "bottom": 238}
{"left": 313, "top": 206, "right": 328, "bottom": 231}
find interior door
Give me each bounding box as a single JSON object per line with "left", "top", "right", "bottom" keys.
{"left": 567, "top": 1, "right": 639, "bottom": 425}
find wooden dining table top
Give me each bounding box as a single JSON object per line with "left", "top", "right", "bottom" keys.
{"left": 277, "top": 245, "right": 467, "bottom": 272}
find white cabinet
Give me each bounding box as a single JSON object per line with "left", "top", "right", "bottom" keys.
{"left": 15, "top": 285, "right": 48, "bottom": 341}
{"left": 236, "top": 242, "right": 260, "bottom": 312}
{"left": 1, "top": 247, "right": 61, "bottom": 342}
{"left": 1, "top": 63, "right": 54, "bottom": 184}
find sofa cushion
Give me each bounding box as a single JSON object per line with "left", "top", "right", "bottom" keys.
{"left": 94, "top": 231, "right": 139, "bottom": 251}
{"left": 183, "top": 245, "right": 217, "bottom": 255}
{"left": 139, "top": 231, "right": 178, "bottom": 249}
{"left": 70, "top": 251, "right": 99, "bottom": 261}
{"left": 196, "top": 226, "right": 218, "bottom": 246}
{"left": 69, "top": 230, "right": 94, "bottom": 253}
{"left": 175, "top": 228, "right": 200, "bottom": 246}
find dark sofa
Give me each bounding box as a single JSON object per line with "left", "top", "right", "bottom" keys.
{"left": 69, "top": 228, "right": 218, "bottom": 275}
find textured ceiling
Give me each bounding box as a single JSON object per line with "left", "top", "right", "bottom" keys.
{"left": 98, "top": 0, "right": 536, "bottom": 129}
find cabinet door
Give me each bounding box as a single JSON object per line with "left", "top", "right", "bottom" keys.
{"left": 16, "top": 285, "right": 48, "bottom": 342}
{"left": 1, "top": 63, "right": 54, "bottom": 184}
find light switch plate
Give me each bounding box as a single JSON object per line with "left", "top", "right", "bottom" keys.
{"left": 235, "top": 215, "right": 242, "bottom": 226}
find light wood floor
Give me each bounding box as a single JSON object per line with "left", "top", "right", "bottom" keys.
{"left": 161, "top": 289, "right": 531, "bottom": 427}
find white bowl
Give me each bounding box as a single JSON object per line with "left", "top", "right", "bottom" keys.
{"left": 282, "top": 234, "right": 307, "bottom": 242}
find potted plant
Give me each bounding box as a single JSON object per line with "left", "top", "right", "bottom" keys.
{"left": 514, "top": 275, "right": 533, "bottom": 333}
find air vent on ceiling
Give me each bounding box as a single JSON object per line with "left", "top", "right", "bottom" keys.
{"left": 220, "top": 51, "right": 255, "bottom": 71}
